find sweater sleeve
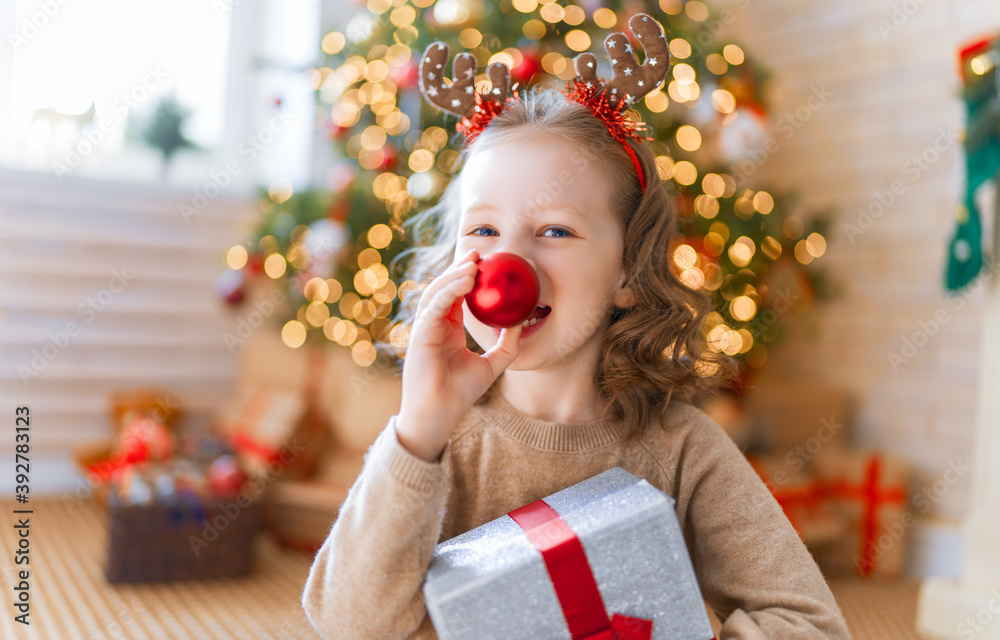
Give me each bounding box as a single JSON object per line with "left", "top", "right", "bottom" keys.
{"left": 673, "top": 412, "right": 852, "bottom": 640}
{"left": 301, "top": 414, "right": 452, "bottom": 640}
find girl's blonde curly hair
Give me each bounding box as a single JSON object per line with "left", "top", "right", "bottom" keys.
{"left": 374, "top": 85, "right": 740, "bottom": 442}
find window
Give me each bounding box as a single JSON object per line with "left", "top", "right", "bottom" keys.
{"left": 5, "top": 0, "right": 233, "bottom": 182}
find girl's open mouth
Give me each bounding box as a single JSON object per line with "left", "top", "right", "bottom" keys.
{"left": 494, "top": 305, "right": 551, "bottom": 337}
{"left": 522, "top": 304, "right": 551, "bottom": 327}
{"left": 521, "top": 304, "right": 552, "bottom": 338}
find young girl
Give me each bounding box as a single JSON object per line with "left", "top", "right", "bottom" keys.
{"left": 303, "top": 15, "right": 850, "bottom": 640}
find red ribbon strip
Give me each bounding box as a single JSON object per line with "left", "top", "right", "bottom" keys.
{"left": 506, "top": 499, "right": 653, "bottom": 640}
{"left": 745, "top": 455, "right": 827, "bottom": 532}
{"left": 230, "top": 430, "right": 282, "bottom": 464}
{"left": 822, "top": 454, "right": 905, "bottom": 576}
{"left": 228, "top": 387, "right": 282, "bottom": 463}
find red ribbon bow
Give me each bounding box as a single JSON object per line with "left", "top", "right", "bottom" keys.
{"left": 507, "top": 499, "right": 653, "bottom": 640}
{"left": 822, "top": 454, "right": 906, "bottom": 577}
{"left": 230, "top": 430, "right": 282, "bottom": 464}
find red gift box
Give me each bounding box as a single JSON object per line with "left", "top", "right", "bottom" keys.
{"left": 215, "top": 384, "right": 329, "bottom": 479}
{"left": 744, "top": 453, "right": 846, "bottom": 547}
{"left": 812, "top": 448, "right": 909, "bottom": 578}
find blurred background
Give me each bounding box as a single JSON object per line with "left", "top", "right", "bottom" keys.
{"left": 1, "top": 0, "right": 998, "bottom": 638}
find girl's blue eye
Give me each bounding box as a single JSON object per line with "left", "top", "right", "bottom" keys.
{"left": 468, "top": 226, "right": 571, "bottom": 238}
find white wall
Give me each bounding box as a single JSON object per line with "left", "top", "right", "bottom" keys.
{"left": 0, "top": 0, "right": 324, "bottom": 494}
{"left": 719, "top": 0, "right": 1000, "bottom": 576}
{"left": 0, "top": 168, "right": 257, "bottom": 493}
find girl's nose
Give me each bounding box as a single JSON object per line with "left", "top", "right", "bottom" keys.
{"left": 490, "top": 243, "right": 536, "bottom": 272}
{"left": 502, "top": 253, "right": 536, "bottom": 274}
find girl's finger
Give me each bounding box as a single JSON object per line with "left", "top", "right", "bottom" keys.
{"left": 460, "top": 248, "right": 479, "bottom": 264}
{"left": 415, "top": 250, "right": 478, "bottom": 310}
{"left": 414, "top": 261, "right": 478, "bottom": 318}
{"left": 482, "top": 323, "right": 521, "bottom": 379}
{"left": 419, "top": 269, "right": 477, "bottom": 327}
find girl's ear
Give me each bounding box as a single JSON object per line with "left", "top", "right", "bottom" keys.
{"left": 613, "top": 275, "right": 637, "bottom": 309}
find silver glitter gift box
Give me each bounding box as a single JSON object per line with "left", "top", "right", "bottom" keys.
{"left": 422, "top": 467, "right": 715, "bottom": 640}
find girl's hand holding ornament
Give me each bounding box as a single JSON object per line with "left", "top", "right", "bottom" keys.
{"left": 464, "top": 252, "right": 540, "bottom": 328}
{"left": 396, "top": 249, "right": 531, "bottom": 463}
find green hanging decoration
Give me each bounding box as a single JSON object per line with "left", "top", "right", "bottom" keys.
{"left": 947, "top": 36, "right": 1000, "bottom": 292}
{"left": 137, "top": 94, "right": 202, "bottom": 175}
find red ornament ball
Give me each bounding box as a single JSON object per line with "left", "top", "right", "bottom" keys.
{"left": 244, "top": 252, "right": 264, "bottom": 276}
{"left": 512, "top": 49, "right": 542, "bottom": 85}
{"left": 465, "top": 252, "right": 540, "bottom": 328}
{"left": 209, "top": 454, "right": 247, "bottom": 499}
{"left": 118, "top": 413, "right": 175, "bottom": 464}
{"left": 379, "top": 143, "right": 399, "bottom": 172}
{"left": 392, "top": 60, "right": 419, "bottom": 91}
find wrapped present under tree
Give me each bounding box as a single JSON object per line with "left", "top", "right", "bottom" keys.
{"left": 214, "top": 380, "right": 330, "bottom": 480}
{"left": 812, "top": 447, "right": 909, "bottom": 579}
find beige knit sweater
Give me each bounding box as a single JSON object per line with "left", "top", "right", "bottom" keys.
{"left": 301, "top": 390, "right": 852, "bottom": 640}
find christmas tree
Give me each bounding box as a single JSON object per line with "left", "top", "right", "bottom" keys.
{"left": 222, "top": 0, "right": 833, "bottom": 389}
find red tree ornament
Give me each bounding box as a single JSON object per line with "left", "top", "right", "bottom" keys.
{"left": 118, "top": 413, "right": 175, "bottom": 464}
{"left": 327, "top": 123, "right": 349, "bottom": 140}
{"left": 245, "top": 252, "right": 264, "bottom": 277}
{"left": 379, "top": 142, "right": 399, "bottom": 172}
{"left": 209, "top": 454, "right": 247, "bottom": 499}
{"left": 466, "top": 252, "right": 540, "bottom": 328}
{"left": 392, "top": 59, "right": 420, "bottom": 91}
{"left": 511, "top": 48, "right": 541, "bottom": 85}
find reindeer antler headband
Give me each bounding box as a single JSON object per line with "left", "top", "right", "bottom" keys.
{"left": 418, "top": 12, "right": 671, "bottom": 194}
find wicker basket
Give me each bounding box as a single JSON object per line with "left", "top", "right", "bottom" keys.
{"left": 105, "top": 493, "right": 262, "bottom": 583}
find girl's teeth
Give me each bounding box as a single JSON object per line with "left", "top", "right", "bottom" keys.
{"left": 522, "top": 317, "right": 540, "bottom": 328}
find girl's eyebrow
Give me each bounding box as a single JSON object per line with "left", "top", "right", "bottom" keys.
{"left": 531, "top": 202, "right": 586, "bottom": 220}
{"left": 463, "top": 201, "right": 587, "bottom": 220}
{"left": 462, "top": 202, "right": 498, "bottom": 215}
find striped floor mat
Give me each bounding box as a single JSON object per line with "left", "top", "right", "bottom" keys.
{"left": 0, "top": 497, "right": 322, "bottom": 639}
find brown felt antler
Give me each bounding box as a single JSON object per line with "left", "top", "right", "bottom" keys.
{"left": 419, "top": 41, "right": 511, "bottom": 120}
{"left": 573, "top": 13, "right": 671, "bottom": 111}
